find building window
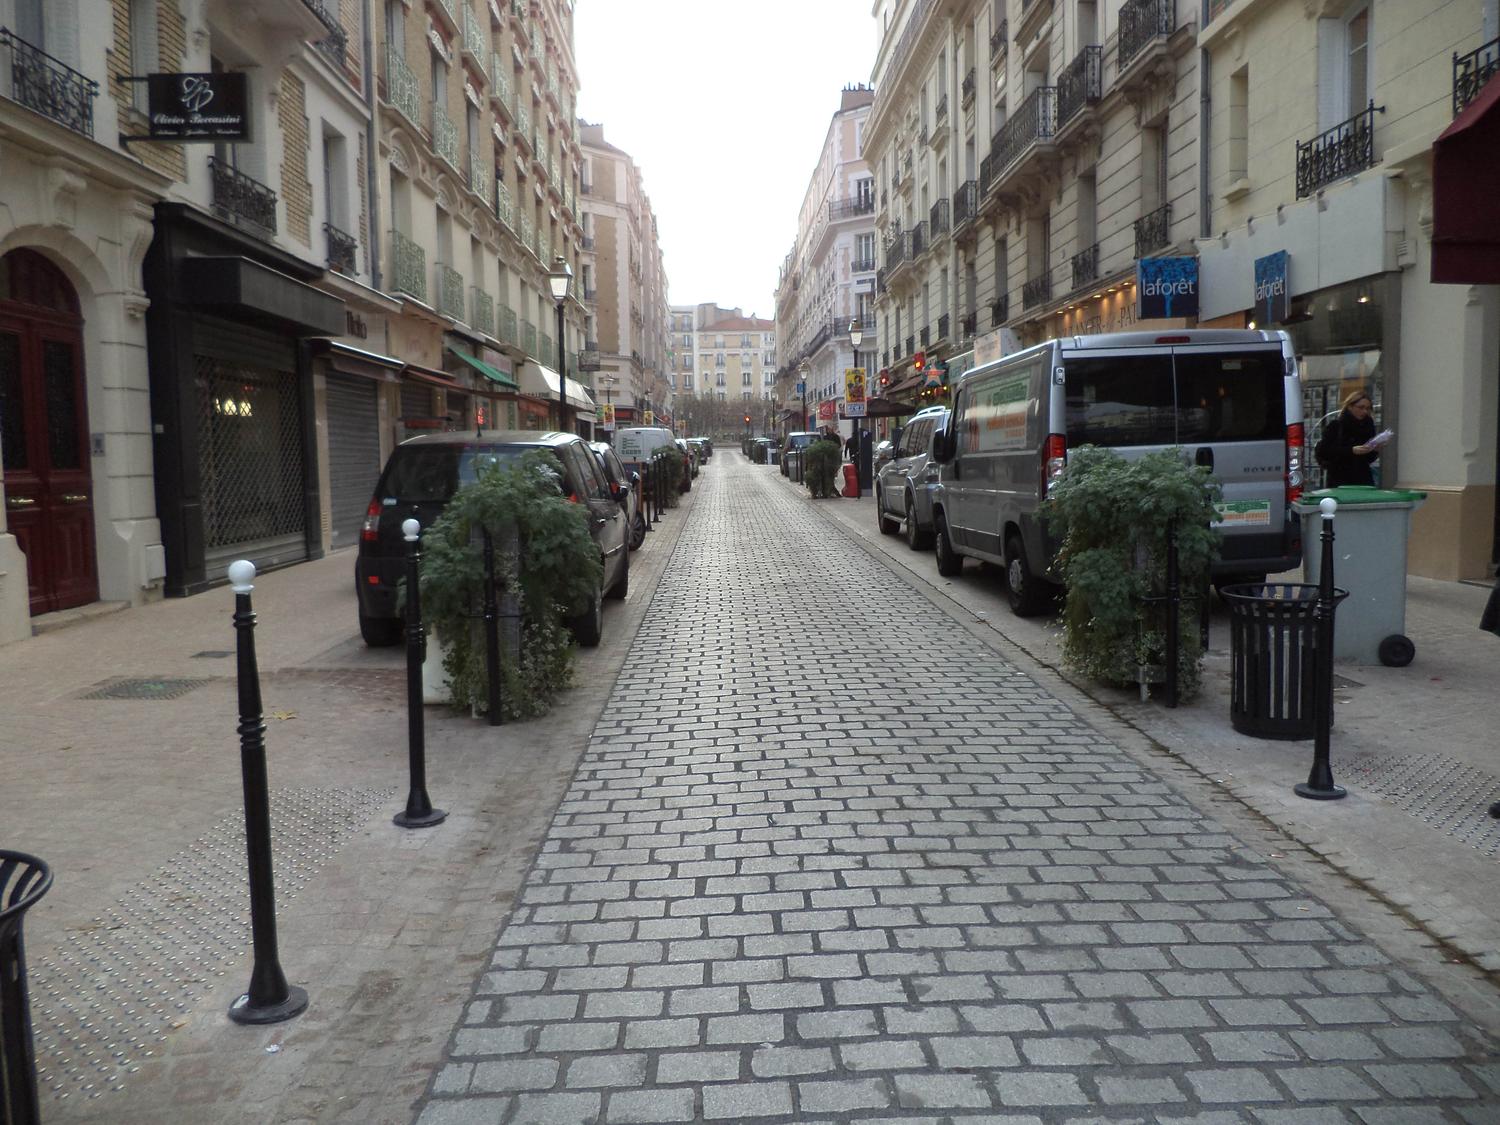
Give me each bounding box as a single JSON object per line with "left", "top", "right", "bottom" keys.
{"left": 129, "top": 0, "right": 158, "bottom": 111}
{"left": 1228, "top": 66, "right": 1249, "bottom": 185}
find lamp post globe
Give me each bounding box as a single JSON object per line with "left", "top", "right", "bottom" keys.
{"left": 547, "top": 257, "right": 572, "bottom": 434}
{"left": 798, "top": 359, "right": 809, "bottom": 434}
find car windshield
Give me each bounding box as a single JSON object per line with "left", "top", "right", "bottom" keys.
{"left": 379, "top": 444, "right": 551, "bottom": 502}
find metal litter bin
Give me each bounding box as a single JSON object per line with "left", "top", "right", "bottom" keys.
{"left": 2, "top": 851, "right": 52, "bottom": 1125}
{"left": 1221, "top": 583, "right": 1346, "bottom": 740}
{"left": 1294, "top": 486, "right": 1426, "bottom": 667}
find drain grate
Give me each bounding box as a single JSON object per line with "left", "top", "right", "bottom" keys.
{"left": 1334, "top": 752, "right": 1500, "bottom": 857}
{"left": 78, "top": 678, "right": 210, "bottom": 701}
{"left": 27, "top": 785, "right": 396, "bottom": 1104}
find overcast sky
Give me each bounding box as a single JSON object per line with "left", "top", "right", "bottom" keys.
{"left": 574, "top": 0, "right": 878, "bottom": 319}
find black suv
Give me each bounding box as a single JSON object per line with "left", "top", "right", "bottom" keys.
{"left": 355, "top": 431, "right": 629, "bottom": 647}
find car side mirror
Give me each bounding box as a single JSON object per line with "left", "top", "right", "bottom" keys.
{"left": 630, "top": 470, "right": 641, "bottom": 486}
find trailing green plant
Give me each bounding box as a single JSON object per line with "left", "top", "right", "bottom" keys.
{"left": 652, "top": 447, "right": 682, "bottom": 506}
{"left": 1046, "top": 446, "right": 1222, "bottom": 699}
{"left": 417, "top": 450, "right": 601, "bottom": 720}
{"left": 804, "top": 439, "right": 842, "bottom": 498}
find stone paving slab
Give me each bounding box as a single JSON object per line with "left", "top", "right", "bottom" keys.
{"left": 415, "top": 454, "right": 1500, "bottom": 1124}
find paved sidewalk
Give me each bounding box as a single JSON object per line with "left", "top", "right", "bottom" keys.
{"left": 417, "top": 453, "right": 1500, "bottom": 1124}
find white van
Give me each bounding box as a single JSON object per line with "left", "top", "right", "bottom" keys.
{"left": 613, "top": 426, "right": 677, "bottom": 474}
{"left": 930, "top": 329, "right": 1306, "bottom": 615}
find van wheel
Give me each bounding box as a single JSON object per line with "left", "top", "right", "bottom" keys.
{"left": 606, "top": 552, "right": 629, "bottom": 600}
{"left": 905, "top": 490, "right": 933, "bottom": 550}
{"left": 630, "top": 513, "right": 647, "bottom": 550}
{"left": 359, "top": 612, "right": 403, "bottom": 647}
{"left": 934, "top": 514, "right": 963, "bottom": 577}
{"left": 1005, "top": 532, "right": 1050, "bottom": 617}
{"left": 876, "top": 489, "right": 899, "bottom": 535}
{"left": 569, "top": 583, "right": 604, "bottom": 647}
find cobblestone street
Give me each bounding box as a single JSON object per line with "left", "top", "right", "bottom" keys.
{"left": 416, "top": 453, "right": 1500, "bottom": 1124}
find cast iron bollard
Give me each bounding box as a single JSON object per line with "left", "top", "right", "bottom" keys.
{"left": 395, "top": 519, "right": 447, "bottom": 828}
{"left": 481, "top": 527, "right": 503, "bottom": 727}
{"left": 225, "top": 560, "right": 309, "bottom": 1025}
{"left": 1296, "top": 497, "right": 1347, "bottom": 801}
{"left": 1, "top": 851, "right": 52, "bottom": 1125}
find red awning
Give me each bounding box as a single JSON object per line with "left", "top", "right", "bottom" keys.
{"left": 1432, "top": 73, "right": 1500, "bottom": 284}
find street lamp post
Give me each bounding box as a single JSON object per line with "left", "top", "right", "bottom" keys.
{"left": 547, "top": 258, "right": 572, "bottom": 435}
{"left": 849, "top": 318, "right": 871, "bottom": 492}
{"left": 798, "top": 359, "right": 809, "bottom": 436}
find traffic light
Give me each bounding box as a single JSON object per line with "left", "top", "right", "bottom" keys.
{"left": 913, "top": 351, "right": 926, "bottom": 375}
{"left": 878, "top": 369, "right": 890, "bottom": 389}
{"left": 743, "top": 414, "right": 751, "bottom": 426}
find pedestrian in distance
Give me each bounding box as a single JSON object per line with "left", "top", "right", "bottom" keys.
{"left": 1314, "top": 389, "right": 1386, "bottom": 487}
{"left": 844, "top": 433, "right": 858, "bottom": 460}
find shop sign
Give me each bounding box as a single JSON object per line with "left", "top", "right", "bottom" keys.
{"left": 843, "top": 367, "right": 868, "bottom": 417}
{"left": 600, "top": 403, "right": 615, "bottom": 428}
{"left": 643, "top": 410, "right": 654, "bottom": 425}
{"left": 1254, "top": 250, "right": 1290, "bottom": 325}
{"left": 818, "top": 400, "right": 837, "bottom": 420}
{"left": 146, "top": 73, "right": 250, "bottom": 141}
{"left": 1137, "top": 257, "right": 1199, "bottom": 319}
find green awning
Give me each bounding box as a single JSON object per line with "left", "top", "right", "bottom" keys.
{"left": 448, "top": 346, "right": 518, "bottom": 389}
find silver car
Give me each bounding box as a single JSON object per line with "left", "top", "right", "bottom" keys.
{"left": 875, "top": 406, "right": 949, "bottom": 550}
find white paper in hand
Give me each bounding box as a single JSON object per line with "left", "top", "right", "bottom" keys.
{"left": 1367, "top": 429, "right": 1394, "bottom": 449}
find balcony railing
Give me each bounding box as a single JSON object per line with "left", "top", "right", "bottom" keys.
{"left": 523, "top": 320, "right": 537, "bottom": 356}
{"left": 495, "top": 179, "right": 513, "bottom": 227}
{"left": 1022, "top": 272, "right": 1052, "bottom": 310}
{"left": 1295, "top": 102, "right": 1379, "bottom": 198}
{"left": 0, "top": 28, "right": 98, "bottom": 136}
{"left": 955, "top": 180, "right": 979, "bottom": 228}
{"left": 929, "top": 198, "right": 950, "bottom": 237}
{"left": 1071, "top": 242, "right": 1099, "bottom": 289}
{"left": 385, "top": 46, "right": 420, "bottom": 124}
{"left": 579, "top": 346, "right": 601, "bottom": 371}
{"left": 991, "top": 294, "right": 1009, "bottom": 325}
{"left": 432, "top": 103, "right": 460, "bottom": 169}
{"left": 463, "top": 7, "right": 488, "bottom": 75}
{"left": 961, "top": 68, "right": 976, "bottom": 105}
{"left": 1056, "top": 45, "right": 1102, "bottom": 128}
{"left": 311, "top": 6, "right": 348, "bottom": 71}
{"left": 519, "top": 212, "right": 534, "bottom": 250}
{"left": 828, "top": 196, "right": 875, "bottom": 220}
{"left": 991, "top": 86, "right": 1056, "bottom": 179}
{"left": 990, "top": 20, "right": 1008, "bottom": 59}
{"left": 469, "top": 150, "right": 490, "bottom": 199}
{"left": 436, "top": 262, "right": 464, "bottom": 320}
{"left": 961, "top": 312, "right": 977, "bottom": 338}
{"left": 884, "top": 229, "right": 908, "bottom": 271}
{"left": 1453, "top": 35, "right": 1499, "bottom": 116}
{"left": 934, "top": 93, "right": 948, "bottom": 123}
{"left": 580, "top": 234, "right": 595, "bottom": 251}
{"left": 540, "top": 333, "right": 553, "bottom": 366}
{"left": 491, "top": 56, "right": 512, "bottom": 113}
{"left": 851, "top": 256, "right": 876, "bottom": 272}
{"left": 501, "top": 304, "right": 518, "bottom": 345}
{"left": 209, "top": 156, "right": 278, "bottom": 237}
{"left": 324, "top": 222, "right": 357, "bottom": 275}
{"left": 909, "top": 220, "right": 928, "bottom": 260}
{"left": 1134, "top": 202, "right": 1172, "bottom": 257}
{"left": 1119, "top": 0, "right": 1175, "bottom": 73}
{"left": 389, "top": 229, "right": 426, "bottom": 301}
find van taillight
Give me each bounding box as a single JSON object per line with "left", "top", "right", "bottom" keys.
{"left": 1041, "top": 434, "right": 1067, "bottom": 498}
{"left": 1285, "top": 423, "right": 1305, "bottom": 504}
{"left": 361, "top": 499, "right": 382, "bottom": 542}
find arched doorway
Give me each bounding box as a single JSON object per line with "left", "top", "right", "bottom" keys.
{"left": 0, "top": 248, "right": 98, "bottom": 614}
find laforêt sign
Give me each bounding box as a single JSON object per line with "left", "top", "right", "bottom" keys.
{"left": 121, "top": 72, "right": 250, "bottom": 142}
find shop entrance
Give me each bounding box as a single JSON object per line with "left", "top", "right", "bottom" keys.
{"left": 0, "top": 249, "right": 98, "bottom": 614}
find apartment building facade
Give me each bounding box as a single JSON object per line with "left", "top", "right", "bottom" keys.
{"left": 774, "top": 85, "right": 878, "bottom": 438}
{"left": 671, "top": 304, "right": 777, "bottom": 435}
{"left": 1194, "top": 0, "right": 1499, "bottom": 581}
{"left": 578, "top": 122, "right": 671, "bottom": 431}
{"left": 865, "top": 0, "right": 1202, "bottom": 404}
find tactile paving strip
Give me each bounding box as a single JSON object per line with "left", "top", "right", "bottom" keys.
{"left": 28, "top": 785, "right": 395, "bottom": 1104}
{"left": 1334, "top": 752, "right": 1500, "bottom": 857}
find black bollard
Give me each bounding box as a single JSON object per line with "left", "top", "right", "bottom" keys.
{"left": 481, "top": 527, "right": 503, "bottom": 726}
{"left": 1165, "top": 519, "right": 1180, "bottom": 710}
{"left": 644, "top": 460, "right": 655, "bottom": 528}
{"left": 225, "top": 560, "right": 308, "bottom": 1026}
{"left": 395, "top": 519, "right": 448, "bottom": 828}
{"left": 1296, "top": 497, "right": 1347, "bottom": 800}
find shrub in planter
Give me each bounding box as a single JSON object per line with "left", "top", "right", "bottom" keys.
{"left": 804, "top": 439, "right": 842, "bottom": 498}
{"left": 1047, "top": 446, "right": 1221, "bottom": 699}
{"left": 418, "top": 450, "right": 601, "bottom": 720}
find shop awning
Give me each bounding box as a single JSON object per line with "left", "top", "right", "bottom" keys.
{"left": 518, "top": 361, "right": 595, "bottom": 411}
{"left": 310, "top": 339, "right": 404, "bottom": 379}
{"left": 447, "top": 345, "right": 518, "bottom": 389}
{"left": 401, "top": 362, "right": 460, "bottom": 389}
{"left": 1432, "top": 74, "right": 1500, "bottom": 284}
{"left": 859, "top": 396, "right": 919, "bottom": 418}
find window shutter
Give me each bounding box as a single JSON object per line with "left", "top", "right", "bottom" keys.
{"left": 1315, "top": 18, "right": 1344, "bottom": 133}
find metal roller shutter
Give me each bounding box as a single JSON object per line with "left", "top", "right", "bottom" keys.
{"left": 400, "top": 381, "right": 433, "bottom": 433}
{"left": 326, "top": 374, "right": 382, "bottom": 550}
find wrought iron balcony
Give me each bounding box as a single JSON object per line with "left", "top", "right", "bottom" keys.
{"left": 851, "top": 255, "right": 876, "bottom": 272}
{"left": 469, "top": 150, "right": 490, "bottom": 199}
{"left": 313, "top": 24, "right": 347, "bottom": 69}
{"left": 883, "top": 229, "right": 907, "bottom": 272}
{"left": 435, "top": 262, "right": 464, "bottom": 320}
{"left": 936, "top": 314, "right": 949, "bottom": 341}
{"left": 385, "top": 46, "right": 420, "bottom": 124}
{"left": 1295, "top": 102, "right": 1379, "bottom": 198}
{"left": 540, "top": 333, "right": 553, "bottom": 367}
{"left": 991, "top": 86, "right": 1056, "bottom": 180}
{"left": 876, "top": 268, "right": 887, "bottom": 294}
{"left": 929, "top": 198, "right": 950, "bottom": 238}
{"left": 1119, "top": 0, "right": 1175, "bottom": 73}
{"left": 990, "top": 20, "right": 1008, "bottom": 59}
{"left": 501, "top": 304, "right": 518, "bottom": 345}
{"left": 1071, "top": 242, "right": 1099, "bottom": 290}
{"left": 0, "top": 28, "right": 98, "bottom": 136}
{"left": 962, "top": 69, "right": 976, "bottom": 106}
{"left": 389, "top": 229, "right": 426, "bottom": 301}
{"left": 1453, "top": 35, "right": 1499, "bottom": 117}
{"left": 209, "top": 157, "right": 278, "bottom": 237}
{"left": 495, "top": 179, "right": 514, "bottom": 228}
{"left": 579, "top": 346, "right": 601, "bottom": 371}
{"left": 828, "top": 196, "right": 875, "bottom": 220}
{"left": 471, "top": 287, "right": 494, "bottom": 336}
{"left": 934, "top": 93, "right": 948, "bottom": 123}
{"left": 1022, "top": 272, "right": 1052, "bottom": 310}
{"left": 980, "top": 150, "right": 997, "bottom": 196}
{"left": 991, "top": 294, "right": 1009, "bottom": 326}
{"left": 324, "top": 222, "right": 357, "bottom": 275}
{"left": 1056, "top": 46, "right": 1102, "bottom": 129}
{"left": 961, "top": 312, "right": 977, "bottom": 338}
{"left": 908, "top": 221, "right": 927, "bottom": 261}
{"left": 432, "top": 103, "right": 460, "bottom": 169}
{"left": 491, "top": 58, "right": 513, "bottom": 114}
{"left": 1134, "top": 202, "right": 1172, "bottom": 257}
{"left": 523, "top": 319, "right": 537, "bottom": 356}
{"left": 954, "top": 180, "right": 979, "bottom": 229}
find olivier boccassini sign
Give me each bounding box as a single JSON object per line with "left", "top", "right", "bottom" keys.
{"left": 119, "top": 72, "right": 250, "bottom": 143}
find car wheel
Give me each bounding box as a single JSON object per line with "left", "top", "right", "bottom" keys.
{"left": 359, "top": 612, "right": 403, "bottom": 647}
{"left": 630, "top": 512, "right": 646, "bottom": 550}
{"left": 876, "top": 488, "right": 899, "bottom": 535}
{"left": 1005, "top": 531, "right": 1051, "bottom": 617}
{"left": 569, "top": 582, "right": 604, "bottom": 647}
{"left": 606, "top": 551, "right": 629, "bottom": 600}
{"left": 905, "top": 491, "right": 933, "bottom": 550}
{"left": 934, "top": 513, "right": 963, "bottom": 577}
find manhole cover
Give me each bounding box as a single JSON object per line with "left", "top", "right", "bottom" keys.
{"left": 78, "top": 678, "right": 209, "bottom": 700}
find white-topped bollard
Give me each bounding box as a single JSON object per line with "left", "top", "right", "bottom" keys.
{"left": 395, "top": 519, "right": 445, "bottom": 829}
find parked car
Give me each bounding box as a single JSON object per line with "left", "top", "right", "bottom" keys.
{"left": 929, "top": 328, "right": 1304, "bottom": 616}
{"left": 355, "top": 431, "right": 629, "bottom": 648}
{"left": 875, "top": 406, "right": 949, "bottom": 550}
{"left": 692, "top": 436, "right": 713, "bottom": 460}
{"left": 614, "top": 425, "right": 678, "bottom": 477}
{"left": 591, "top": 441, "right": 645, "bottom": 550}
{"left": 779, "top": 431, "right": 820, "bottom": 476}
{"left": 873, "top": 438, "right": 895, "bottom": 471}
{"left": 687, "top": 437, "right": 709, "bottom": 466}
{"left": 676, "top": 438, "right": 699, "bottom": 481}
